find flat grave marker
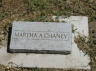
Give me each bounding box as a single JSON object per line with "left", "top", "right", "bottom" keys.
{"left": 10, "top": 21, "right": 71, "bottom": 54}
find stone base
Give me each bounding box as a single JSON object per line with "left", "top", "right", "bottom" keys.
{"left": 0, "top": 16, "right": 90, "bottom": 69}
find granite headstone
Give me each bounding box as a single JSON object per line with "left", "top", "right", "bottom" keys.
{"left": 9, "top": 21, "right": 71, "bottom": 54}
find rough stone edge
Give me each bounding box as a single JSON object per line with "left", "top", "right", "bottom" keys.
{"left": 9, "top": 49, "right": 71, "bottom": 55}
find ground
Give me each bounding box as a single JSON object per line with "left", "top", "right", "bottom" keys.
{"left": 0, "top": 0, "right": 96, "bottom": 71}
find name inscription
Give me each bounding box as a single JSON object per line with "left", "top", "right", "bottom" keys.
{"left": 13, "top": 30, "right": 69, "bottom": 40}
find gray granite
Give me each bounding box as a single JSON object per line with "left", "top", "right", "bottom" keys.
{"left": 9, "top": 21, "right": 72, "bottom": 54}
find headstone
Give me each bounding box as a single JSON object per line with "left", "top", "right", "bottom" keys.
{"left": 9, "top": 21, "right": 71, "bottom": 54}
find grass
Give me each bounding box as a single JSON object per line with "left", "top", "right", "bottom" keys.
{"left": 3, "top": 22, "right": 11, "bottom": 36}
{"left": 74, "top": 35, "right": 96, "bottom": 71}
{"left": 0, "top": 0, "right": 96, "bottom": 71}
